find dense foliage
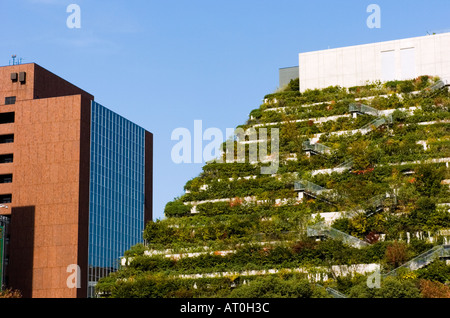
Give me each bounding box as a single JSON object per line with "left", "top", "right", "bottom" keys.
{"left": 97, "top": 77, "right": 450, "bottom": 298}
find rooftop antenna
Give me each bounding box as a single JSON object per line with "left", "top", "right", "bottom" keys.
{"left": 9, "top": 55, "right": 24, "bottom": 66}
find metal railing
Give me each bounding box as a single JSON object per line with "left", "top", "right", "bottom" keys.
{"left": 384, "top": 245, "right": 450, "bottom": 277}
{"left": 349, "top": 103, "right": 380, "bottom": 117}
{"left": 307, "top": 222, "right": 370, "bottom": 249}
{"left": 344, "top": 192, "right": 397, "bottom": 219}
{"left": 326, "top": 287, "right": 347, "bottom": 298}
{"left": 427, "top": 80, "right": 446, "bottom": 92}
{"left": 303, "top": 140, "right": 331, "bottom": 155}
{"left": 360, "top": 115, "right": 393, "bottom": 132}
{"left": 335, "top": 159, "right": 353, "bottom": 170}
{"left": 316, "top": 284, "right": 347, "bottom": 298}
{"left": 294, "top": 180, "right": 327, "bottom": 194}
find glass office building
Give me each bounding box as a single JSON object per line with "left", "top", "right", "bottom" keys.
{"left": 88, "top": 101, "right": 146, "bottom": 296}
{"left": 0, "top": 63, "right": 152, "bottom": 298}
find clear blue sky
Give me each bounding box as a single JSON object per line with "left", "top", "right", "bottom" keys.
{"left": 1, "top": 0, "right": 449, "bottom": 221}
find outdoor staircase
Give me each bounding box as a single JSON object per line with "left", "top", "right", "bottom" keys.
{"left": 307, "top": 222, "right": 370, "bottom": 249}
{"left": 335, "top": 158, "right": 353, "bottom": 171}
{"left": 344, "top": 192, "right": 398, "bottom": 219}
{"left": 384, "top": 244, "right": 450, "bottom": 277}
{"left": 360, "top": 115, "right": 393, "bottom": 133}
{"left": 302, "top": 140, "right": 331, "bottom": 156}
{"left": 349, "top": 102, "right": 381, "bottom": 117}
{"left": 305, "top": 193, "right": 397, "bottom": 249}
{"left": 325, "top": 286, "right": 347, "bottom": 298}
{"left": 316, "top": 284, "right": 347, "bottom": 298}
{"left": 427, "top": 79, "right": 447, "bottom": 93}
{"left": 294, "top": 180, "right": 335, "bottom": 204}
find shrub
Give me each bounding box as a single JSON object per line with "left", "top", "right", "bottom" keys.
{"left": 416, "top": 260, "right": 450, "bottom": 284}
{"left": 385, "top": 241, "right": 409, "bottom": 269}
{"left": 376, "top": 276, "right": 421, "bottom": 298}
{"left": 348, "top": 276, "right": 420, "bottom": 298}
{"left": 414, "top": 164, "right": 445, "bottom": 197}
{"left": 419, "top": 279, "right": 450, "bottom": 298}
{"left": 164, "top": 200, "right": 191, "bottom": 218}
{"left": 285, "top": 78, "right": 299, "bottom": 92}
{"left": 143, "top": 220, "right": 176, "bottom": 245}
{"left": 250, "top": 108, "right": 262, "bottom": 119}
{"left": 229, "top": 275, "right": 315, "bottom": 298}
{"left": 391, "top": 109, "right": 408, "bottom": 123}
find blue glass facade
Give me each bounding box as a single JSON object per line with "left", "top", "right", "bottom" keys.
{"left": 88, "top": 101, "right": 146, "bottom": 294}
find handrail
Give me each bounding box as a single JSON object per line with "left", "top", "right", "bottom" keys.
{"left": 303, "top": 140, "right": 331, "bottom": 155}
{"left": 307, "top": 222, "right": 370, "bottom": 249}
{"left": 384, "top": 244, "right": 450, "bottom": 277}
{"left": 326, "top": 287, "right": 347, "bottom": 298}
{"left": 316, "top": 284, "right": 347, "bottom": 298}
{"left": 294, "top": 180, "right": 327, "bottom": 194}
{"left": 349, "top": 103, "right": 380, "bottom": 117}
{"left": 335, "top": 159, "right": 353, "bottom": 170}
{"left": 360, "top": 115, "right": 393, "bottom": 131}
{"left": 344, "top": 192, "right": 397, "bottom": 219}
{"left": 427, "top": 80, "right": 446, "bottom": 92}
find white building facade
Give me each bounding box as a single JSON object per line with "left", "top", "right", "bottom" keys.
{"left": 299, "top": 33, "right": 450, "bottom": 92}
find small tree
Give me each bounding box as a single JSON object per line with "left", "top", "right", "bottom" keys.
{"left": 419, "top": 279, "right": 450, "bottom": 298}
{"left": 347, "top": 140, "right": 379, "bottom": 172}
{"left": 385, "top": 241, "right": 409, "bottom": 269}
{"left": 414, "top": 164, "right": 445, "bottom": 197}
{"left": 376, "top": 276, "right": 420, "bottom": 298}
{"left": 164, "top": 200, "right": 191, "bottom": 217}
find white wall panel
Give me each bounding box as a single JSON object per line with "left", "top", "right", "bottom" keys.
{"left": 381, "top": 50, "right": 396, "bottom": 82}
{"left": 401, "top": 47, "right": 416, "bottom": 80}
{"left": 299, "top": 33, "right": 450, "bottom": 91}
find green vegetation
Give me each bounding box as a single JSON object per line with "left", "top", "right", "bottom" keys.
{"left": 96, "top": 76, "right": 450, "bottom": 298}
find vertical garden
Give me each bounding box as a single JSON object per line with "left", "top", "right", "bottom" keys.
{"left": 96, "top": 76, "right": 450, "bottom": 298}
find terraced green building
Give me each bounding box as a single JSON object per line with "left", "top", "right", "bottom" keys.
{"left": 97, "top": 75, "right": 450, "bottom": 299}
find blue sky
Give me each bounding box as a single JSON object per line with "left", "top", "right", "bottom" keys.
{"left": 1, "top": 0, "right": 450, "bottom": 221}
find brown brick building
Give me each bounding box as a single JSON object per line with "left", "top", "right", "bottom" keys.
{"left": 0, "top": 63, "right": 153, "bottom": 298}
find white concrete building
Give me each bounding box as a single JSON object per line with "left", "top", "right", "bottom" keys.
{"left": 299, "top": 33, "right": 450, "bottom": 92}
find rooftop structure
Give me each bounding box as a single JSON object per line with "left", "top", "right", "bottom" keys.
{"left": 298, "top": 33, "right": 450, "bottom": 91}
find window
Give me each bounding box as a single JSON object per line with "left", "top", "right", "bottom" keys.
{"left": 0, "top": 175, "right": 12, "bottom": 184}
{"left": 0, "top": 135, "right": 13, "bottom": 144}
{"left": 0, "top": 154, "right": 13, "bottom": 164}
{"left": 19, "top": 72, "right": 26, "bottom": 84}
{"left": 0, "top": 113, "right": 14, "bottom": 124}
{"left": 4, "top": 97, "right": 16, "bottom": 105}
{"left": 0, "top": 194, "right": 12, "bottom": 204}
{"left": 10, "top": 73, "right": 18, "bottom": 82}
